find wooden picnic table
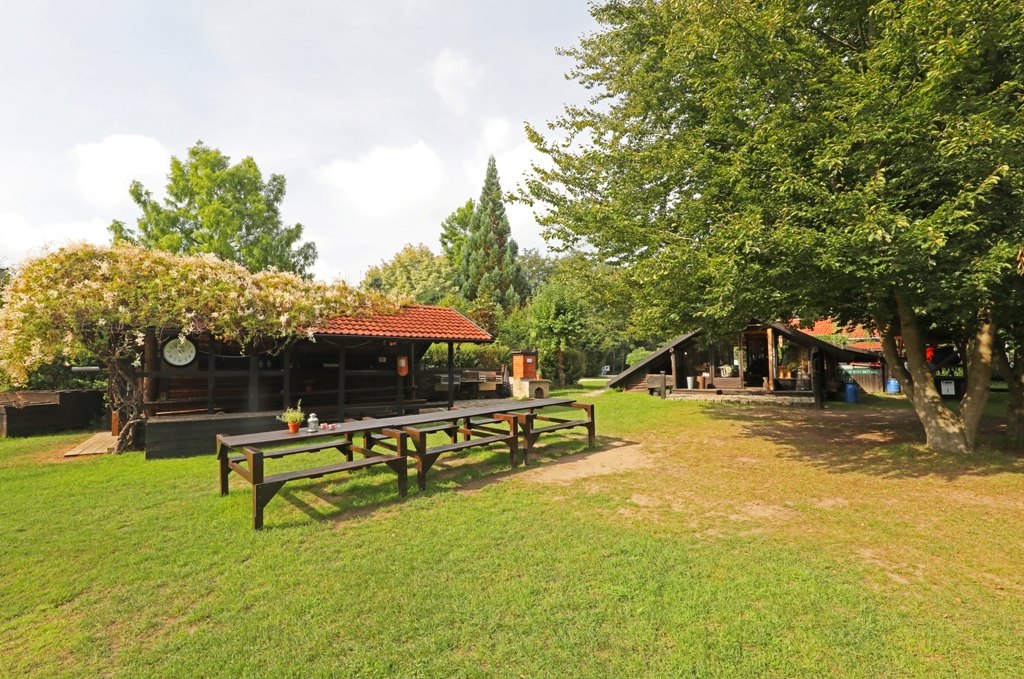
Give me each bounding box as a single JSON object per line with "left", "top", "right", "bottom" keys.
{"left": 216, "top": 397, "right": 594, "bottom": 529}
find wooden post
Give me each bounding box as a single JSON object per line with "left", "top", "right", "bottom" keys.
{"left": 142, "top": 329, "right": 158, "bottom": 417}
{"left": 337, "top": 344, "right": 346, "bottom": 421}
{"left": 765, "top": 327, "right": 776, "bottom": 391}
{"left": 811, "top": 347, "right": 823, "bottom": 408}
{"left": 282, "top": 346, "right": 291, "bottom": 411}
{"left": 736, "top": 333, "right": 745, "bottom": 388}
{"left": 447, "top": 341, "right": 455, "bottom": 410}
{"left": 207, "top": 333, "right": 216, "bottom": 413}
{"left": 248, "top": 354, "right": 259, "bottom": 411}
{"left": 396, "top": 364, "right": 404, "bottom": 414}
{"left": 659, "top": 370, "right": 667, "bottom": 399}
{"left": 669, "top": 349, "right": 678, "bottom": 389}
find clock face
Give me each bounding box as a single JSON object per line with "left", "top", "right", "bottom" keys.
{"left": 163, "top": 338, "right": 197, "bottom": 367}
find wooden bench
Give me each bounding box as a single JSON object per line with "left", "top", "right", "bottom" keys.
{"left": 220, "top": 444, "right": 407, "bottom": 529}
{"left": 215, "top": 397, "right": 591, "bottom": 528}
{"left": 399, "top": 412, "right": 519, "bottom": 490}
{"left": 219, "top": 437, "right": 354, "bottom": 495}
{"left": 510, "top": 403, "right": 595, "bottom": 464}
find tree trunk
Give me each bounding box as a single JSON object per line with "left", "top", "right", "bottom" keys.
{"left": 958, "top": 317, "right": 996, "bottom": 451}
{"left": 557, "top": 348, "right": 565, "bottom": 387}
{"left": 994, "top": 339, "right": 1024, "bottom": 452}
{"left": 878, "top": 296, "right": 994, "bottom": 454}
{"left": 108, "top": 358, "right": 145, "bottom": 453}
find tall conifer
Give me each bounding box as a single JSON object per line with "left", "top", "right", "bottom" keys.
{"left": 458, "top": 156, "right": 527, "bottom": 311}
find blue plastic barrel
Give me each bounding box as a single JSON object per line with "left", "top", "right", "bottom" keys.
{"left": 885, "top": 378, "right": 901, "bottom": 394}
{"left": 844, "top": 382, "right": 859, "bottom": 403}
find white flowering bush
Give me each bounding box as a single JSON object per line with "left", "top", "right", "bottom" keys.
{"left": 0, "top": 243, "right": 398, "bottom": 450}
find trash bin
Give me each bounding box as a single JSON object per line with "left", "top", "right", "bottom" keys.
{"left": 686, "top": 376, "right": 696, "bottom": 390}
{"left": 885, "top": 378, "right": 901, "bottom": 394}
{"left": 844, "top": 382, "right": 859, "bottom": 403}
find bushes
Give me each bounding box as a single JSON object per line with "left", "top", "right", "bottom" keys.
{"left": 420, "top": 341, "right": 511, "bottom": 370}
{"left": 626, "top": 347, "right": 652, "bottom": 367}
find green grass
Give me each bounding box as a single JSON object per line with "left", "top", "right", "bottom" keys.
{"left": 1, "top": 393, "right": 1023, "bottom": 677}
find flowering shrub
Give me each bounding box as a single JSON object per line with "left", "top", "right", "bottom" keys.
{"left": 0, "top": 243, "right": 398, "bottom": 449}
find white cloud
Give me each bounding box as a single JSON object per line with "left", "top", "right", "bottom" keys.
{"left": 314, "top": 140, "right": 444, "bottom": 218}
{"left": 0, "top": 212, "right": 109, "bottom": 266}
{"left": 73, "top": 135, "right": 170, "bottom": 212}
{"left": 430, "top": 47, "right": 482, "bottom": 114}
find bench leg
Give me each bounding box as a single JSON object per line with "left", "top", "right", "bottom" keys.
{"left": 218, "top": 453, "right": 230, "bottom": 496}
{"left": 253, "top": 481, "right": 285, "bottom": 530}
{"left": 385, "top": 458, "right": 409, "bottom": 498}
{"left": 416, "top": 453, "right": 440, "bottom": 491}
{"left": 527, "top": 434, "right": 540, "bottom": 463}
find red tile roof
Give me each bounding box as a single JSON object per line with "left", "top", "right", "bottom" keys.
{"left": 313, "top": 305, "right": 492, "bottom": 342}
{"left": 791, "top": 318, "right": 881, "bottom": 351}
{"left": 793, "top": 318, "right": 875, "bottom": 339}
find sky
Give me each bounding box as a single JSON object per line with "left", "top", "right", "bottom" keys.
{"left": 0, "top": 1, "right": 596, "bottom": 283}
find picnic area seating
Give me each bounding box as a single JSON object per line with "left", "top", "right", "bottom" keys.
{"left": 216, "top": 398, "right": 595, "bottom": 529}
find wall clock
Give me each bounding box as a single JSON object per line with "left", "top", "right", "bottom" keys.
{"left": 163, "top": 337, "right": 197, "bottom": 367}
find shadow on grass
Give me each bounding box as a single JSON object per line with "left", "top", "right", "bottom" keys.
{"left": 263, "top": 434, "right": 636, "bottom": 530}
{"left": 703, "top": 403, "right": 1024, "bottom": 482}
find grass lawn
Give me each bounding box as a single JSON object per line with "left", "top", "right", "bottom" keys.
{"left": 1, "top": 392, "right": 1023, "bottom": 677}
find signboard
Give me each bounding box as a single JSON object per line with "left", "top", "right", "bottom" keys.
{"left": 940, "top": 380, "right": 955, "bottom": 396}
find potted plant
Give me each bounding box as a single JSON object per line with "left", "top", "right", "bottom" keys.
{"left": 277, "top": 400, "right": 304, "bottom": 433}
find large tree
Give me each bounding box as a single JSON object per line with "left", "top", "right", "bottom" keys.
{"left": 109, "top": 141, "right": 317, "bottom": 275}
{"left": 458, "top": 156, "right": 528, "bottom": 311}
{"left": 439, "top": 199, "right": 475, "bottom": 271}
{"left": 360, "top": 243, "right": 455, "bottom": 305}
{"left": 528, "top": 281, "right": 585, "bottom": 386}
{"left": 525, "top": 0, "right": 1024, "bottom": 453}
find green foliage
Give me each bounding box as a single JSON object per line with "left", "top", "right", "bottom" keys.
{"left": 360, "top": 244, "right": 455, "bottom": 304}
{"left": 439, "top": 199, "right": 474, "bottom": 271}
{"left": 420, "top": 341, "right": 511, "bottom": 370}
{"left": 626, "top": 347, "right": 652, "bottom": 368}
{"left": 518, "top": 248, "right": 558, "bottom": 300}
{"left": 529, "top": 281, "right": 586, "bottom": 386}
{"left": 109, "top": 141, "right": 317, "bottom": 275}
{"left": 497, "top": 306, "right": 533, "bottom": 350}
{"left": 559, "top": 347, "right": 586, "bottom": 385}
{"left": 464, "top": 290, "right": 505, "bottom": 336}
{"left": 277, "top": 400, "right": 304, "bottom": 424}
{"left": 525, "top": 0, "right": 1024, "bottom": 450}
{"left": 458, "top": 156, "right": 528, "bottom": 312}
{"left": 0, "top": 263, "right": 9, "bottom": 306}
{"left": 25, "top": 360, "right": 107, "bottom": 391}
{"left": 526, "top": 0, "right": 1024, "bottom": 334}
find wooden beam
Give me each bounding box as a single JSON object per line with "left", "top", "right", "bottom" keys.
{"left": 143, "top": 329, "right": 158, "bottom": 417}
{"left": 766, "top": 327, "right": 776, "bottom": 391}
{"left": 337, "top": 344, "right": 346, "bottom": 421}
{"left": 248, "top": 354, "right": 259, "bottom": 411}
{"left": 396, "top": 350, "right": 404, "bottom": 414}
{"left": 207, "top": 333, "right": 216, "bottom": 413}
{"left": 282, "top": 346, "right": 291, "bottom": 411}
{"left": 737, "top": 333, "right": 745, "bottom": 388}
{"left": 447, "top": 341, "right": 455, "bottom": 409}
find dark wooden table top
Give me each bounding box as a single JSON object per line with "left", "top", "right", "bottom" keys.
{"left": 216, "top": 397, "right": 576, "bottom": 452}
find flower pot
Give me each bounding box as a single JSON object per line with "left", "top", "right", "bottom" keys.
{"left": 287, "top": 421, "right": 300, "bottom": 434}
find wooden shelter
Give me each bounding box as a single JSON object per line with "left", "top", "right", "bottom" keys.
{"left": 607, "top": 321, "right": 885, "bottom": 400}
{"left": 141, "top": 305, "right": 492, "bottom": 458}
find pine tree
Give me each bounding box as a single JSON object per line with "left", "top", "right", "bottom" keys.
{"left": 457, "top": 156, "right": 527, "bottom": 311}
